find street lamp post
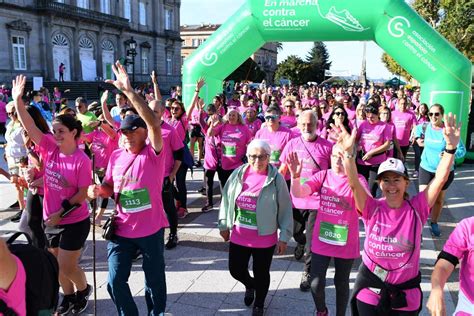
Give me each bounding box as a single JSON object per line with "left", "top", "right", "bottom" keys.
{"left": 126, "top": 37, "right": 137, "bottom": 87}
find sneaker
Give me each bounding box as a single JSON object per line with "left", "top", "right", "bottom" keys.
{"left": 132, "top": 250, "right": 143, "bottom": 262}
{"left": 197, "top": 187, "right": 206, "bottom": 195}
{"left": 316, "top": 307, "right": 329, "bottom": 316}
{"left": 10, "top": 210, "right": 23, "bottom": 223}
{"left": 56, "top": 294, "right": 76, "bottom": 315}
{"left": 252, "top": 306, "right": 264, "bottom": 316}
{"left": 8, "top": 201, "right": 19, "bottom": 209}
{"left": 412, "top": 171, "right": 419, "bottom": 178}
{"left": 244, "top": 287, "right": 255, "bottom": 306}
{"left": 430, "top": 222, "right": 441, "bottom": 237}
{"left": 201, "top": 204, "right": 214, "bottom": 213}
{"left": 300, "top": 271, "right": 311, "bottom": 292}
{"left": 71, "top": 284, "right": 92, "bottom": 315}
{"left": 194, "top": 161, "right": 202, "bottom": 168}
{"left": 165, "top": 234, "right": 178, "bottom": 250}
{"left": 294, "top": 243, "right": 305, "bottom": 261}
{"left": 177, "top": 207, "right": 188, "bottom": 219}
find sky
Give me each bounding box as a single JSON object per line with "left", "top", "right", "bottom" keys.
{"left": 181, "top": 0, "right": 393, "bottom": 80}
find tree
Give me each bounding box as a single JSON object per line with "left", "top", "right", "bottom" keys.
{"left": 305, "top": 42, "right": 332, "bottom": 83}
{"left": 381, "top": 53, "right": 413, "bottom": 81}
{"left": 226, "top": 58, "right": 266, "bottom": 82}
{"left": 412, "top": 0, "right": 440, "bottom": 27}
{"left": 274, "top": 55, "right": 310, "bottom": 85}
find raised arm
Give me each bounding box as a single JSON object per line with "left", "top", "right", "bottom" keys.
{"left": 186, "top": 77, "right": 205, "bottom": 118}
{"left": 150, "top": 70, "right": 162, "bottom": 101}
{"left": 426, "top": 258, "right": 455, "bottom": 316}
{"left": 12, "top": 75, "right": 44, "bottom": 145}
{"left": 107, "top": 61, "right": 162, "bottom": 153}
{"left": 100, "top": 90, "right": 115, "bottom": 127}
{"left": 339, "top": 124, "right": 368, "bottom": 212}
{"left": 424, "top": 113, "right": 460, "bottom": 208}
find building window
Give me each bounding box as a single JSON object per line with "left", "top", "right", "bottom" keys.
{"left": 100, "top": 0, "right": 110, "bottom": 14}
{"left": 12, "top": 36, "right": 27, "bottom": 70}
{"left": 124, "top": 0, "right": 131, "bottom": 21}
{"left": 165, "top": 9, "right": 173, "bottom": 30}
{"left": 166, "top": 51, "right": 173, "bottom": 75}
{"left": 192, "top": 38, "right": 199, "bottom": 47}
{"left": 55, "top": 0, "right": 65, "bottom": 3}
{"left": 139, "top": 2, "right": 146, "bottom": 25}
{"left": 77, "top": 0, "right": 88, "bottom": 9}
{"left": 141, "top": 49, "right": 149, "bottom": 74}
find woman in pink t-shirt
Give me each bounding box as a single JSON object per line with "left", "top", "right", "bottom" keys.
{"left": 0, "top": 238, "right": 26, "bottom": 316}
{"left": 280, "top": 99, "right": 297, "bottom": 129}
{"left": 12, "top": 75, "right": 92, "bottom": 315}
{"left": 288, "top": 144, "right": 367, "bottom": 316}
{"left": 379, "top": 107, "right": 404, "bottom": 160}
{"left": 338, "top": 115, "right": 461, "bottom": 316}
{"left": 244, "top": 106, "right": 262, "bottom": 137}
{"left": 321, "top": 105, "right": 351, "bottom": 145}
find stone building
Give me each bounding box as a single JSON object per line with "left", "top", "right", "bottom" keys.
{"left": 0, "top": 0, "right": 182, "bottom": 89}
{"left": 181, "top": 23, "right": 279, "bottom": 84}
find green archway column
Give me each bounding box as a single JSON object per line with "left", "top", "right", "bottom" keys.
{"left": 183, "top": 0, "right": 471, "bottom": 156}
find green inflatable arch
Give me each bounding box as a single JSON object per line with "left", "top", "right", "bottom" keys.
{"left": 182, "top": 0, "right": 471, "bottom": 149}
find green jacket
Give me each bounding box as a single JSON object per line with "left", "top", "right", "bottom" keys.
{"left": 218, "top": 164, "right": 293, "bottom": 243}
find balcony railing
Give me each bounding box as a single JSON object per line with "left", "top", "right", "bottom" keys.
{"left": 164, "top": 29, "right": 181, "bottom": 40}
{"left": 36, "top": 0, "right": 129, "bottom": 28}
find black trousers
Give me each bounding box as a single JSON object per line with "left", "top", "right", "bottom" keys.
{"left": 162, "top": 177, "right": 178, "bottom": 235}
{"left": 217, "top": 167, "right": 233, "bottom": 190}
{"left": 357, "top": 163, "right": 380, "bottom": 197}
{"left": 228, "top": 242, "right": 276, "bottom": 308}
{"left": 413, "top": 143, "right": 424, "bottom": 172}
{"left": 204, "top": 167, "right": 229, "bottom": 206}
{"left": 175, "top": 164, "right": 188, "bottom": 208}
{"left": 25, "top": 191, "right": 46, "bottom": 249}
{"left": 356, "top": 300, "right": 419, "bottom": 316}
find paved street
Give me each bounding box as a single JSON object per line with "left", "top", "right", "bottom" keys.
{"left": 0, "top": 146, "right": 472, "bottom": 315}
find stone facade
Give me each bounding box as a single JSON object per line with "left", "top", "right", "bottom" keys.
{"left": 0, "top": 0, "right": 182, "bottom": 90}
{"left": 181, "top": 24, "right": 279, "bottom": 84}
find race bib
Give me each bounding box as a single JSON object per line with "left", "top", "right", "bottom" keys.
{"left": 235, "top": 208, "right": 257, "bottom": 230}
{"left": 119, "top": 188, "right": 151, "bottom": 213}
{"left": 223, "top": 144, "right": 237, "bottom": 157}
{"left": 319, "top": 221, "right": 348, "bottom": 246}
{"left": 270, "top": 150, "right": 281, "bottom": 164}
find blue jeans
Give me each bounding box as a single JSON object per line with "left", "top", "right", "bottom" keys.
{"left": 107, "top": 228, "right": 167, "bottom": 316}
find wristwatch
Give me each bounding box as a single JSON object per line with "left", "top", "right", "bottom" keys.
{"left": 444, "top": 147, "right": 457, "bottom": 154}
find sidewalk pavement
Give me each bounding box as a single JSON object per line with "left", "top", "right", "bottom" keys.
{"left": 0, "top": 147, "right": 471, "bottom": 315}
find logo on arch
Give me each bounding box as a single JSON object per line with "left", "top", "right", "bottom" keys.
{"left": 200, "top": 52, "right": 218, "bottom": 67}
{"left": 388, "top": 16, "right": 411, "bottom": 38}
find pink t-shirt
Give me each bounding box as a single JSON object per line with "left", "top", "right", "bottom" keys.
{"left": 105, "top": 144, "right": 169, "bottom": 238}
{"left": 356, "top": 121, "right": 391, "bottom": 166}
{"left": 83, "top": 129, "right": 118, "bottom": 169}
{"left": 189, "top": 109, "right": 201, "bottom": 125}
{"left": 321, "top": 126, "right": 341, "bottom": 144}
{"left": 230, "top": 167, "right": 278, "bottom": 248}
{"left": 357, "top": 192, "right": 429, "bottom": 311}
{"left": 0, "top": 256, "right": 26, "bottom": 316}
{"left": 301, "top": 97, "right": 318, "bottom": 107}
{"left": 280, "top": 115, "right": 297, "bottom": 129}
{"left": 161, "top": 121, "right": 184, "bottom": 178}
{"left": 290, "top": 126, "right": 301, "bottom": 138}
{"left": 306, "top": 170, "right": 367, "bottom": 258}
{"left": 279, "top": 136, "right": 332, "bottom": 210}
{"left": 255, "top": 125, "right": 293, "bottom": 169}
{"left": 201, "top": 115, "right": 221, "bottom": 171}
{"left": 442, "top": 216, "right": 474, "bottom": 306}
{"left": 0, "top": 101, "right": 6, "bottom": 123}
{"left": 245, "top": 118, "right": 262, "bottom": 137}
{"left": 39, "top": 134, "right": 91, "bottom": 225}
{"left": 345, "top": 108, "right": 356, "bottom": 122}
{"left": 416, "top": 116, "right": 428, "bottom": 125}
{"left": 227, "top": 99, "right": 240, "bottom": 108}
{"left": 391, "top": 110, "right": 415, "bottom": 146}
{"left": 166, "top": 115, "right": 188, "bottom": 142}
{"left": 214, "top": 123, "right": 252, "bottom": 170}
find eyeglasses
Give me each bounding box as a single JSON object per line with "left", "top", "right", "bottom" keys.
{"left": 285, "top": 105, "right": 293, "bottom": 108}
{"left": 265, "top": 115, "right": 279, "bottom": 121}
{"left": 248, "top": 154, "right": 269, "bottom": 161}
{"left": 171, "top": 107, "right": 181, "bottom": 111}
{"left": 333, "top": 112, "right": 344, "bottom": 116}
{"left": 7, "top": 111, "right": 14, "bottom": 116}
{"left": 428, "top": 112, "right": 441, "bottom": 117}
{"left": 380, "top": 112, "right": 389, "bottom": 115}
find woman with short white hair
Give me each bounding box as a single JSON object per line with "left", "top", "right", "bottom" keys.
{"left": 218, "top": 139, "right": 293, "bottom": 316}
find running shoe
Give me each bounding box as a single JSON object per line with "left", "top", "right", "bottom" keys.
{"left": 56, "top": 294, "right": 76, "bottom": 315}
{"left": 252, "top": 306, "right": 264, "bottom": 316}
{"left": 316, "top": 307, "right": 329, "bottom": 316}
{"left": 201, "top": 204, "right": 214, "bottom": 213}
{"left": 197, "top": 187, "right": 206, "bottom": 195}
{"left": 10, "top": 210, "right": 23, "bottom": 223}
{"left": 71, "top": 284, "right": 92, "bottom": 315}
{"left": 412, "top": 171, "right": 419, "bottom": 178}
{"left": 194, "top": 161, "right": 202, "bottom": 168}
{"left": 430, "top": 222, "right": 441, "bottom": 237}
{"left": 244, "top": 287, "right": 255, "bottom": 306}
{"left": 325, "top": 6, "right": 366, "bottom": 32}
{"left": 294, "top": 243, "right": 305, "bottom": 261}
{"left": 8, "top": 201, "right": 19, "bottom": 209}
{"left": 165, "top": 234, "right": 178, "bottom": 250}
{"left": 300, "top": 271, "right": 311, "bottom": 292}
{"left": 177, "top": 207, "right": 188, "bottom": 219}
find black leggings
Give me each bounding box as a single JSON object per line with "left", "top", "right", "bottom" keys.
{"left": 413, "top": 143, "right": 424, "bottom": 172}
{"left": 175, "top": 164, "right": 188, "bottom": 208}
{"left": 162, "top": 177, "right": 178, "bottom": 235}
{"left": 217, "top": 167, "right": 233, "bottom": 190}
{"left": 98, "top": 175, "right": 109, "bottom": 209}
{"left": 310, "top": 253, "right": 354, "bottom": 316}
{"left": 229, "top": 242, "right": 276, "bottom": 308}
{"left": 25, "top": 191, "right": 46, "bottom": 249}
{"left": 357, "top": 163, "right": 380, "bottom": 197}
{"left": 204, "top": 167, "right": 229, "bottom": 206}
{"left": 356, "top": 300, "right": 419, "bottom": 316}
{"left": 400, "top": 146, "right": 410, "bottom": 159}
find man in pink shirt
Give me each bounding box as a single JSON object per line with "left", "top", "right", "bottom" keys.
{"left": 391, "top": 97, "right": 415, "bottom": 160}
{"left": 89, "top": 62, "right": 168, "bottom": 315}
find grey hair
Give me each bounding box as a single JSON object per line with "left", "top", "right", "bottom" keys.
{"left": 298, "top": 109, "right": 318, "bottom": 124}
{"left": 246, "top": 139, "right": 271, "bottom": 156}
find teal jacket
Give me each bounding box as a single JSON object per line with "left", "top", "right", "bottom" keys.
{"left": 218, "top": 164, "right": 293, "bottom": 243}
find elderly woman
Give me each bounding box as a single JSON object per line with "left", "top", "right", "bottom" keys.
{"left": 218, "top": 139, "right": 293, "bottom": 316}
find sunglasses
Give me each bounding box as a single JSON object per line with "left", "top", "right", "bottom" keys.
{"left": 7, "top": 111, "right": 15, "bottom": 115}
{"left": 265, "top": 115, "right": 279, "bottom": 121}
{"left": 428, "top": 112, "right": 441, "bottom": 117}
{"left": 248, "top": 154, "right": 269, "bottom": 161}
{"left": 333, "top": 112, "right": 344, "bottom": 116}
{"left": 171, "top": 107, "right": 181, "bottom": 111}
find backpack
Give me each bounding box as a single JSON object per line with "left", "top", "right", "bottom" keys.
{"left": 0, "top": 232, "right": 59, "bottom": 316}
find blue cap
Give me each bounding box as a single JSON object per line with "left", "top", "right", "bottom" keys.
{"left": 120, "top": 114, "right": 146, "bottom": 131}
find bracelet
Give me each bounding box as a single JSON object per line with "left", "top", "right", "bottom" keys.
{"left": 292, "top": 175, "right": 300, "bottom": 180}
{"left": 345, "top": 152, "right": 355, "bottom": 159}
{"left": 444, "top": 147, "right": 457, "bottom": 154}
{"left": 195, "top": 90, "right": 199, "bottom": 93}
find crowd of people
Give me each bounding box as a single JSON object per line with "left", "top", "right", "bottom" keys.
{"left": 0, "top": 62, "right": 472, "bottom": 316}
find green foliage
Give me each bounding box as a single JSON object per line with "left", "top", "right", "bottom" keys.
{"left": 226, "top": 58, "right": 266, "bottom": 82}
{"left": 274, "top": 55, "right": 311, "bottom": 85}
{"left": 305, "top": 42, "right": 332, "bottom": 83}
{"left": 381, "top": 53, "right": 413, "bottom": 81}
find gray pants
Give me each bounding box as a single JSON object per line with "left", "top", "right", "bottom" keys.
{"left": 303, "top": 210, "right": 316, "bottom": 273}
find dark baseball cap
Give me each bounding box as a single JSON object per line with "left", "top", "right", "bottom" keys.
{"left": 120, "top": 114, "right": 147, "bottom": 131}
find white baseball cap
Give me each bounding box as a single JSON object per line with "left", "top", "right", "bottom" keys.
{"left": 377, "top": 158, "right": 409, "bottom": 179}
